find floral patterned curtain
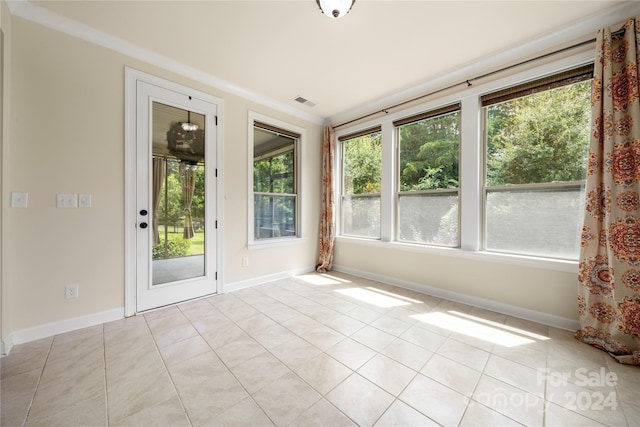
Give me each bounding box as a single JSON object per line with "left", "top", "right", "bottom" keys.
{"left": 577, "top": 18, "right": 640, "bottom": 365}
{"left": 180, "top": 163, "right": 196, "bottom": 239}
{"left": 316, "top": 126, "right": 336, "bottom": 273}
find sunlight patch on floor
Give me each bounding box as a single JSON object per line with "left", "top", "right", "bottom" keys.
{"left": 335, "top": 287, "right": 412, "bottom": 308}
{"left": 411, "top": 311, "right": 543, "bottom": 347}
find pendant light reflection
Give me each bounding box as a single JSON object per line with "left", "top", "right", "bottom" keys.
{"left": 181, "top": 111, "right": 199, "bottom": 132}
{"left": 316, "top": 0, "right": 355, "bottom": 19}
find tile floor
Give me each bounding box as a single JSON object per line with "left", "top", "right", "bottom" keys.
{"left": 2, "top": 272, "right": 639, "bottom": 426}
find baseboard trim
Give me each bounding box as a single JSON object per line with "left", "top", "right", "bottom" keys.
{"left": 1, "top": 333, "right": 14, "bottom": 357}
{"left": 8, "top": 308, "right": 124, "bottom": 350}
{"left": 223, "top": 266, "right": 316, "bottom": 293}
{"left": 332, "top": 264, "right": 580, "bottom": 332}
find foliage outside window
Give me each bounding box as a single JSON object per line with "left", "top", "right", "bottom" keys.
{"left": 484, "top": 71, "right": 592, "bottom": 259}
{"left": 396, "top": 106, "right": 460, "bottom": 246}
{"left": 253, "top": 124, "right": 298, "bottom": 240}
{"left": 154, "top": 158, "right": 204, "bottom": 259}
{"left": 341, "top": 129, "right": 382, "bottom": 238}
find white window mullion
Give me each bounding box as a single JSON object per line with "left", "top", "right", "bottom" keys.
{"left": 459, "top": 95, "right": 482, "bottom": 251}
{"left": 380, "top": 120, "right": 395, "bottom": 242}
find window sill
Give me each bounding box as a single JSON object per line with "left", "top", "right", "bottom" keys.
{"left": 248, "top": 236, "right": 307, "bottom": 250}
{"left": 334, "top": 236, "right": 578, "bottom": 273}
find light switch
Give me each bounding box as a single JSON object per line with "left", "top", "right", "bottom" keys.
{"left": 11, "top": 192, "right": 28, "bottom": 208}
{"left": 57, "top": 194, "right": 78, "bottom": 208}
{"left": 79, "top": 194, "right": 92, "bottom": 208}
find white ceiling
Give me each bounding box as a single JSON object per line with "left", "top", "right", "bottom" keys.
{"left": 24, "top": 0, "right": 636, "bottom": 124}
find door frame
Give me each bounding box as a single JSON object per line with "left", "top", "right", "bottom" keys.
{"left": 124, "top": 68, "right": 224, "bottom": 317}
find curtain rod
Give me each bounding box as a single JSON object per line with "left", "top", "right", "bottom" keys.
{"left": 333, "top": 37, "right": 597, "bottom": 129}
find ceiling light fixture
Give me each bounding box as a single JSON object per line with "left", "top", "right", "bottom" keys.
{"left": 316, "top": 0, "right": 355, "bottom": 19}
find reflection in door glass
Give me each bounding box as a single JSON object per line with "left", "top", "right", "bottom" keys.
{"left": 151, "top": 102, "right": 205, "bottom": 285}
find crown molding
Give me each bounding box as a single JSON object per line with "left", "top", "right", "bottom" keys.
{"left": 328, "top": 1, "right": 640, "bottom": 127}
{"left": 6, "top": 0, "right": 325, "bottom": 126}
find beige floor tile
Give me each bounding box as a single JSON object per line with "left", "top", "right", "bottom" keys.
{"left": 151, "top": 322, "right": 199, "bottom": 348}
{"left": 301, "top": 325, "right": 345, "bottom": 351}
{"left": 436, "top": 337, "right": 490, "bottom": 372}
{"left": 400, "top": 374, "right": 469, "bottom": 426}
{"left": 262, "top": 304, "right": 303, "bottom": 323}
{"left": 485, "top": 354, "right": 545, "bottom": 397}
{"left": 421, "top": 353, "right": 481, "bottom": 396}
{"left": 473, "top": 374, "right": 544, "bottom": 426}
{"left": 0, "top": 338, "right": 52, "bottom": 380}
{"left": 325, "top": 337, "right": 377, "bottom": 370}
{"left": 345, "top": 306, "right": 385, "bottom": 323}
{"left": 358, "top": 354, "right": 417, "bottom": 396}
{"left": 200, "top": 322, "right": 248, "bottom": 349}
{"left": 25, "top": 394, "right": 107, "bottom": 427}
{"left": 224, "top": 303, "right": 261, "bottom": 322}
{"left": 12, "top": 272, "right": 640, "bottom": 427}
{"left": 326, "top": 373, "right": 394, "bottom": 426}
{"left": 236, "top": 312, "right": 279, "bottom": 336}
{"left": 622, "top": 401, "right": 640, "bottom": 427}
{"left": 400, "top": 325, "right": 447, "bottom": 352}
{"left": 545, "top": 378, "right": 626, "bottom": 426}
{"left": 253, "top": 371, "right": 322, "bottom": 426}
{"left": 215, "top": 335, "right": 267, "bottom": 368}
{"left": 293, "top": 352, "right": 352, "bottom": 395}
{"left": 229, "top": 352, "right": 291, "bottom": 394}
{"left": 107, "top": 365, "right": 177, "bottom": 424}
{"left": 28, "top": 367, "right": 105, "bottom": 421}
{"left": 351, "top": 325, "right": 396, "bottom": 352}
{"left": 375, "top": 399, "right": 440, "bottom": 426}
{"left": 110, "top": 396, "right": 190, "bottom": 427}
{"left": 288, "top": 398, "right": 356, "bottom": 427}
{"left": 159, "top": 334, "right": 212, "bottom": 367}
{"left": 170, "top": 355, "right": 249, "bottom": 425}
{"left": 380, "top": 338, "right": 433, "bottom": 371}
{"left": 207, "top": 293, "right": 246, "bottom": 312}
{"left": 543, "top": 401, "right": 607, "bottom": 426}
{"left": 270, "top": 335, "right": 323, "bottom": 368}
{"left": 459, "top": 401, "right": 522, "bottom": 426}
{"left": 281, "top": 314, "right": 323, "bottom": 335}
{"left": 213, "top": 396, "right": 275, "bottom": 427}
{"left": 0, "top": 368, "right": 42, "bottom": 427}
{"left": 323, "top": 314, "right": 367, "bottom": 336}
{"left": 143, "top": 305, "right": 182, "bottom": 322}
{"left": 370, "top": 315, "right": 412, "bottom": 337}
{"left": 493, "top": 342, "right": 547, "bottom": 370}
{"left": 39, "top": 345, "right": 104, "bottom": 387}
{"left": 252, "top": 323, "right": 299, "bottom": 349}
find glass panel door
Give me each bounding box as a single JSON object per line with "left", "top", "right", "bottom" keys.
{"left": 151, "top": 103, "right": 205, "bottom": 285}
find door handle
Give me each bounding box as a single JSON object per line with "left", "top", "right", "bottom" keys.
{"left": 139, "top": 222, "right": 148, "bottom": 229}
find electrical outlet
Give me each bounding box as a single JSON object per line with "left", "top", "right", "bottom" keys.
{"left": 65, "top": 284, "right": 79, "bottom": 299}
{"left": 10, "top": 192, "right": 28, "bottom": 208}
{"left": 242, "top": 257, "right": 249, "bottom": 267}
{"left": 79, "top": 194, "right": 92, "bottom": 208}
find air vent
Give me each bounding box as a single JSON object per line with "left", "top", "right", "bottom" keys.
{"left": 294, "top": 95, "right": 316, "bottom": 107}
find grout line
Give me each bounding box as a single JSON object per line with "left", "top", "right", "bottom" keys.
{"left": 21, "top": 337, "right": 55, "bottom": 426}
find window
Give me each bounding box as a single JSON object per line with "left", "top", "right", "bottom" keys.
{"left": 482, "top": 65, "right": 593, "bottom": 259}
{"left": 395, "top": 104, "right": 461, "bottom": 246}
{"left": 340, "top": 127, "right": 382, "bottom": 238}
{"left": 252, "top": 121, "right": 300, "bottom": 240}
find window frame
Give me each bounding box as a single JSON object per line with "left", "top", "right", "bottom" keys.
{"left": 481, "top": 69, "right": 592, "bottom": 259}
{"left": 338, "top": 126, "right": 383, "bottom": 240}
{"left": 248, "top": 111, "right": 305, "bottom": 247}
{"left": 334, "top": 49, "right": 595, "bottom": 272}
{"left": 394, "top": 104, "right": 462, "bottom": 248}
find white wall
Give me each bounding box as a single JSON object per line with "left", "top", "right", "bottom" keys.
{"left": 2, "top": 16, "right": 321, "bottom": 342}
